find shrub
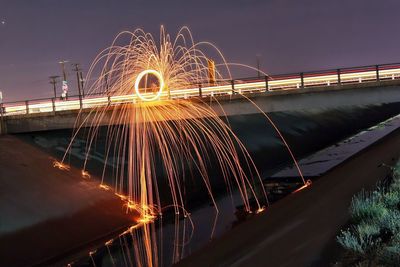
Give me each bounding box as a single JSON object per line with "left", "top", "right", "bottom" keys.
{"left": 393, "top": 161, "right": 400, "bottom": 180}
{"left": 337, "top": 159, "right": 400, "bottom": 266}
{"left": 378, "top": 245, "right": 400, "bottom": 266}
{"left": 350, "top": 190, "right": 387, "bottom": 223}
{"left": 382, "top": 190, "right": 400, "bottom": 208}
{"left": 378, "top": 210, "right": 400, "bottom": 238}
{"left": 337, "top": 224, "right": 381, "bottom": 257}
{"left": 337, "top": 229, "right": 364, "bottom": 254}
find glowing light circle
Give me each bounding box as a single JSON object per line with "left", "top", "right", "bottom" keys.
{"left": 134, "top": 69, "right": 164, "bottom": 102}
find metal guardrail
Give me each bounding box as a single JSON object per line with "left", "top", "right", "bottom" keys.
{"left": 1, "top": 63, "right": 400, "bottom": 117}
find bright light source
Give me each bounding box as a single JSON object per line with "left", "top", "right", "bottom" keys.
{"left": 134, "top": 69, "right": 164, "bottom": 102}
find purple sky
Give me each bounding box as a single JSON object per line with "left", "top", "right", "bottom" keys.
{"left": 1, "top": 0, "right": 400, "bottom": 102}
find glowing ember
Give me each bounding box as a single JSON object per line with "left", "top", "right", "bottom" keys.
{"left": 99, "top": 184, "right": 111, "bottom": 191}
{"left": 81, "top": 170, "right": 90, "bottom": 179}
{"left": 53, "top": 160, "right": 70, "bottom": 171}
{"left": 292, "top": 179, "right": 312, "bottom": 194}
{"left": 256, "top": 207, "right": 266, "bottom": 214}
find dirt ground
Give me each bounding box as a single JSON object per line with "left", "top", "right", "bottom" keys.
{"left": 177, "top": 129, "right": 400, "bottom": 267}
{"left": 0, "top": 135, "right": 135, "bottom": 267}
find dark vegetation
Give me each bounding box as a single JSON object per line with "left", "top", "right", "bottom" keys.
{"left": 336, "top": 160, "right": 400, "bottom": 266}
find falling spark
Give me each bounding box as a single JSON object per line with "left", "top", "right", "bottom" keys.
{"left": 292, "top": 179, "right": 312, "bottom": 194}
{"left": 81, "top": 170, "right": 91, "bottom": 179}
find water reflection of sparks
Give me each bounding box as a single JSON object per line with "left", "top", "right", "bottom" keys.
{"left": 88, "top": 205, "right": 195, "bottom": 267}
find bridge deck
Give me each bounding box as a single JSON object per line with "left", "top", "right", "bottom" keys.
{"left": 3, "top": 79, "right": 400, "bottom": 134}
{"left": 2, "top": 63, "right": 400, "bottom": 118}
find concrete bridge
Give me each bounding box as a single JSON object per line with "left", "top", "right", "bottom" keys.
{"left": 2, "top": 63, "right": 400, "bottom": 134}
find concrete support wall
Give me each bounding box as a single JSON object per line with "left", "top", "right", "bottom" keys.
{"left": 210, "top": 82, "right": 400, "bottom": 116}
{"left": 0, "top": 115, "right": 6, "bottom": 135}
{"left": 3, "top": 80, "right": 400, "bottom": 134}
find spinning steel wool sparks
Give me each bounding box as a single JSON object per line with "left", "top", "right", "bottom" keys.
{"left": 56, "top": 26, "right": 305, "bottom": 266}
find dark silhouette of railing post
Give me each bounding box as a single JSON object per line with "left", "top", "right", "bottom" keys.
{"left": 231, "top": 80, "right": 235, "bottom": 95}
{"left": 25, "top": 101, "right": 29, "bottom": 114}
{"left": 337, "top": 69, "right": 341, "bottom": 85}
{"left": 300, "top": 72, "right": 304, "bottom": 88}
{"left": 376, "top": 65, "right": 380, "bottom": 82}
{"left": 52, "top": 98, "right": 56, "bottom": 112}
{"left": 265, "top": 75, "right": 269, "bottom": 91}
{"left": 108, "top": 95, "right": 111, "bottom": 106}
{"left": 198, "top": 83, "right": 202, "bottom": 97}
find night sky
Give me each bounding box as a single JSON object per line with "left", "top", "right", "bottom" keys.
{"left": 1, "top": 0, "right": 400, "bottom": 102}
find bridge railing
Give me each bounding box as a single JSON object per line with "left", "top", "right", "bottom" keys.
{"left": 2, "top": 62, "right": 400, "bottom": 117}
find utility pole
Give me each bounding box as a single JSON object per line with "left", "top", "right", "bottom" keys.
{"left": 49, "top": 76, "right": 60, "bottom": 98}
{"left": 79, "top": 71, "right": 85, "bottom": 97}
{"left": 59, "top": 60, "right": 69, "bottom": 99}
{"left": 256, "top": 54, "right": 261, "bottom": 78}
{"left": 72, "top": 63, "right": 82, "bottom": 97}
